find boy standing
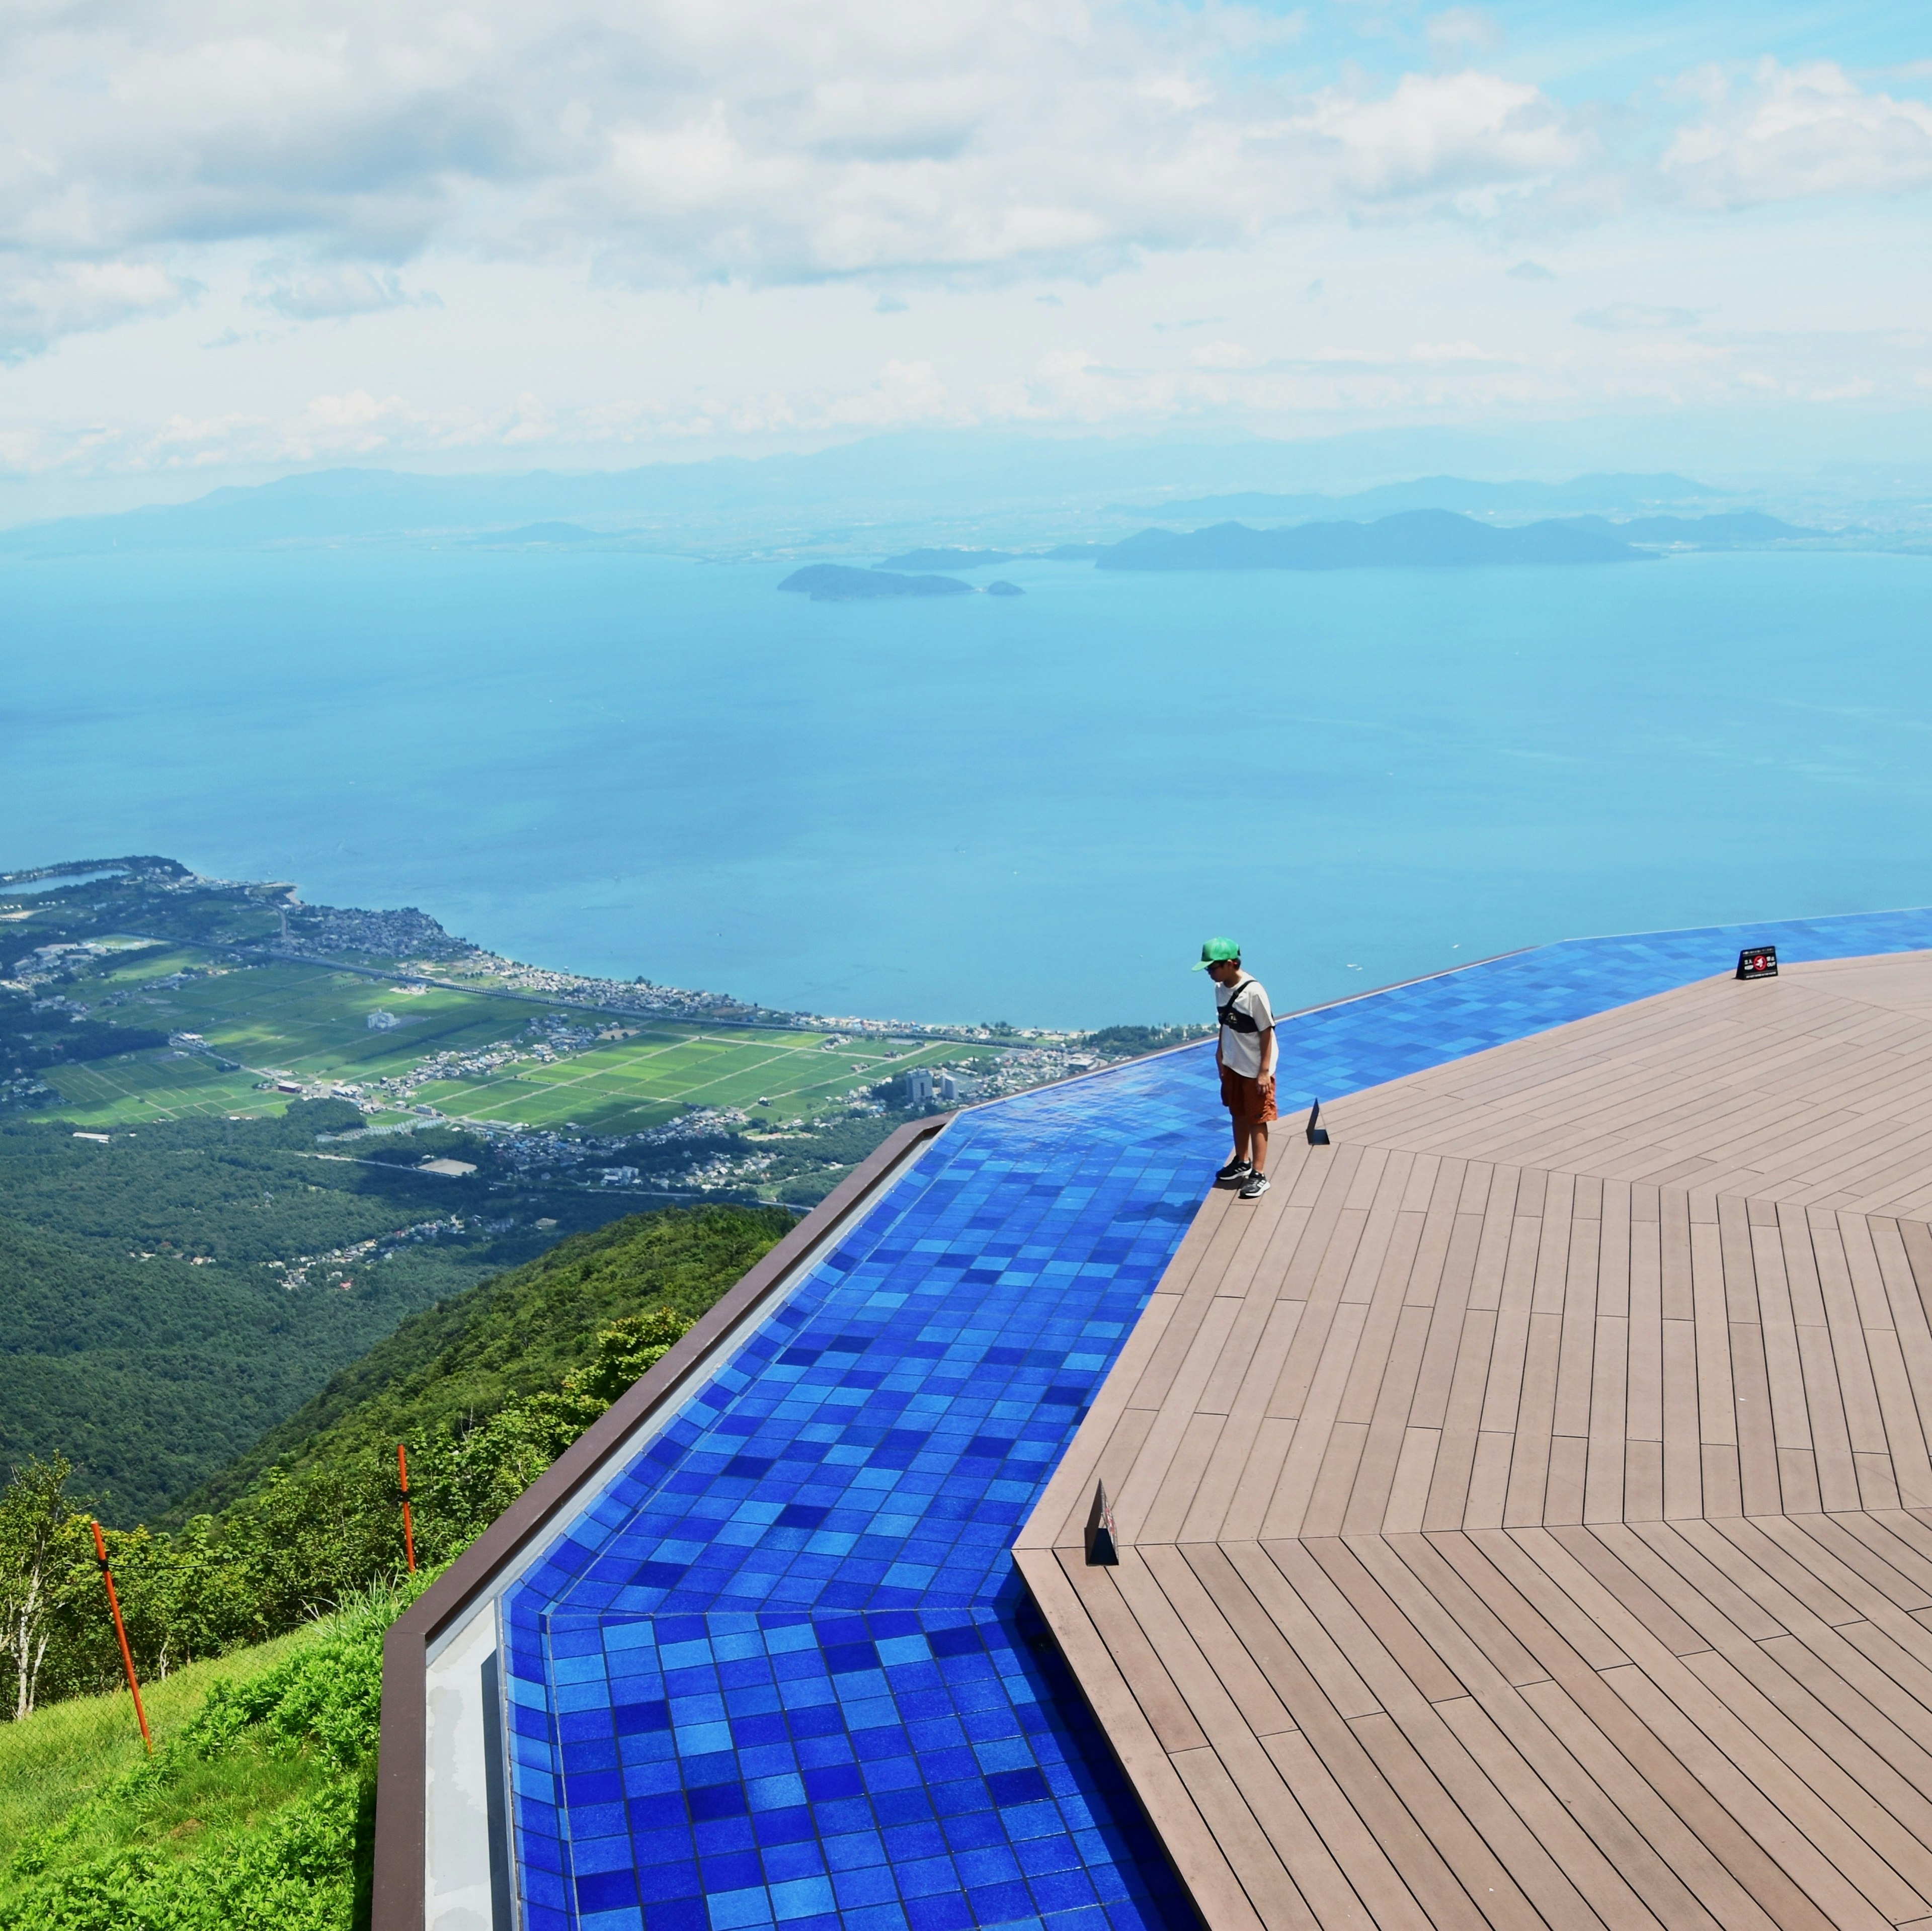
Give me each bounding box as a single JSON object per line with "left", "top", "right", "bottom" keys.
{"left": 1195, "top": 937, "right": 1274, "bottom": 1199}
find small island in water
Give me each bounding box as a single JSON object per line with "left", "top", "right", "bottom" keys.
{"left": 777, "top": 565, "right": 1022, "bottom": 602}
{"left": 778, "top": 564, "right": 973, "bottom": 602}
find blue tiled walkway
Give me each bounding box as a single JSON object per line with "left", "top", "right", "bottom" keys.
{"left": 504, "top": 907, "right": 1932, "bottom": 1931}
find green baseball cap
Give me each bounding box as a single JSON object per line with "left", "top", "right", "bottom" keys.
{"left": 1192, "top": 937, "right": 1240, "bottom": 970}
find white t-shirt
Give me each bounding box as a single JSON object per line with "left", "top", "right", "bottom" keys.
{"left": 1215, "top": 976, "right": 1274, "bottom": 1078}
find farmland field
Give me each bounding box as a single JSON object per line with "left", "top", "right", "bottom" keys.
{"left": 411, "top": 1031, "right": 997, "bottom": 1134}
{"left": 36, "top": 946, "right": 997, "bottom": 1133}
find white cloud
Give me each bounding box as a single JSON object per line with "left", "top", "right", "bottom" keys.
{"left": 1289, "top": 70, "right": 1578, "bottom": 210}
{"left": 0, "top": 259, "right": 191, "bottom": 361}
{"left": 255, "top": 264, "right": 436, "bottom": 319}
{"left": 7, "top": 4, "right": 1924, "bottom": 377}
{"left": 0, "top": 2, "right": 1927, "bottom": 464}
{"left": 0, "top": 0, "right": 1602, "bottom": 361}
{"left": 1663, "top": 60, "right": 1932, "bottom": 207}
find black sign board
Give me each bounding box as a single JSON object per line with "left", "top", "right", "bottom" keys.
{"left": 1736, "top": 946, "right": 1778, "bottom": 981}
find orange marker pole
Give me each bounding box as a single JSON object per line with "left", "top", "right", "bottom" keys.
{"left": 91, "top": 1520, "right": 151, "bottom": 1755}
{"left": 397, "top": 1443, "right": 416, "bottom": 1574}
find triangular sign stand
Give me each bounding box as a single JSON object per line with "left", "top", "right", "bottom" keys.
{"left": 1085, "top": 1480, "right": 1119, "bottom": 1566}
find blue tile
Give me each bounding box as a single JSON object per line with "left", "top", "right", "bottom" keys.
{"left": 507, "top": 905, "right": 1932, "bottom": 1929}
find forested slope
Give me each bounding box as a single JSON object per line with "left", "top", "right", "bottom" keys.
{"left": 168, "top": 1202, "right": 795, "bottom": 1520}
{"left": 3, "top": 1200, "right": 792, "bottom": 1761}
{"left": 0, "top": 1103, "right": 654, "bottom": 1520}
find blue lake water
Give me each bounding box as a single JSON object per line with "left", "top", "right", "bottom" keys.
{"left": 4, "top": 548, "right": 1930, "bottom": 1028}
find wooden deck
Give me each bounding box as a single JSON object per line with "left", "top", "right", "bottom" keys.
{"left": 1016, "top": 955, "right": 1932, "bottom": 1930}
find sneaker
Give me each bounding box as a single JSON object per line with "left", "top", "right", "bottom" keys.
{"left": 1214, "top": 1159, "right": 1252, "bottom": 1187}
{"left": 1238, "top": 1172, "right": 1270, "bottom": 1200}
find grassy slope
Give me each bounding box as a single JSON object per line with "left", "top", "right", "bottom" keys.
{"left": 165, "top": 1203, "right": 795, "bottom": 1522}
{"left": 0, "top": 1624, "right": 327, "bottom": 1882}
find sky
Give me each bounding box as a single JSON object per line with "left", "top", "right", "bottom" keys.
{"left": 3, "top": 0, "right": 1930, "bottom": 507}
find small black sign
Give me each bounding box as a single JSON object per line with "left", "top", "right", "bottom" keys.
{"left": 1736, "top": 946, "right": 1778, "bottom": 981}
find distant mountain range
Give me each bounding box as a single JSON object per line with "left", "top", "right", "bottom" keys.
{"left": 1084, "top": 508, "right": 1833, "bottom": 572}
{"left": 1124, "top": 472, "right": 1724, "bottom": 523}
{"left": 0, "top": 445, "right": 1851, "bottom": 567}
{"left": 1571, "top": 511, "right": 1819, "bottom": 547}
{"left": 1095, "top": 511, "right": 1646, "bottom": 570}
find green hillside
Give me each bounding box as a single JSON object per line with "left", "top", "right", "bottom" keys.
{"left": 168, "top": 1201, "right": 794, "bottom": 1521}
{"left": 4, "top": 1203, "right": 790, "bottom": 1724}
{"left": 0, "top": 1104, "right": 653, "bottom": 1522}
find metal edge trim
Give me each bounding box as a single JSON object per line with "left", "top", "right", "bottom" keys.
{"left": 371, "top": 1111, "right": 954, "bottom": 1931}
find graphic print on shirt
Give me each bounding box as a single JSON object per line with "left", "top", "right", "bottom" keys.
{"left": 1216, "top": 975, "right": 1274, "bottom": 1077}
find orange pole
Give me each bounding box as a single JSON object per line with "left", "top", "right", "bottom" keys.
{"left": 91, "top": 1521, "right": 151, "bottom": 1755}
{"left": 397, "top": 1443, "right": 416, "bottom": 1574}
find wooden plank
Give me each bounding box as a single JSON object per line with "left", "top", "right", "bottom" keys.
{"left": 1787, "top": 1512, "right": 1932, "bottom": 1611}
{"left": 1198, "top": 1546, "right": 1491, "bottom": 1930}
{"left": 1223, "top": 1541, "right": 1382, "bottom": 1721}
{"left": 1259, "top": 1543, "right": 1613, "bottom": 1930}
{"left": 1600, "top": 1662, "right": 1898, "bottom": 1930}
{"left": 1295, "top": 1539, "right": 1467, "bottom": 1704}
{"left": 1833, "top": 1510, "right": 1932, "bottom": 1598}
{"left": 1016, "top": 1549, "right": 1269, "bottom": 1931}
{"left": 1198, "top": 1240, "right": 1310, "bottom": 1415}
{"left": 1049, "top": 1553, "right": 1211, "bottom": 1752}
{"left": 1421, "top": 1308, "right": 1499, "bottom": 1532}
{"left": 1503, "top": 1308, "right": 1562, "bottom": 1528}
{"left": 1519, "top": 1533, "right": 1907, "bottom": 1926}
{"left": 1342, "top": 1708, "right": 1568, "bottom": 1931}
{"left": 1754, "top": 1629, "right": 1932, "bottom": 1806}
{"left": 1262, "top": 1301, "right": 1371, "bottom": 1539}
{"left": 1365, "top": 1534, "right": 1552, "bottom": 1691}
{"left": 1623, "top": 1519, "right": 1786, "bottom": 1642}
{"left": 1514, "top": 1676, "right": 1774, "bottom": 1931}
{"left": 1663, "top": 1313, "right": 1704, "bottom": 1519}
{"left": 1140, "top": 1410, "right": 1230, "bottom": 1546}
{"left": 1340, "top": 1303, "right": 1435, "bottom": 1535}
{"left": 1109, "top": 1546, "right": 1296, "bottom": 1743}
{"left": 1693, "top": 1212, "right": 1739, "bottom": 1449}
{"left": 1552, "top": 1208, "right": 1601, "bottom": 1438}
{"left": 1428, "top": 1693, "right": 1670, "bottom": 1930}
{"left": 1692, "top": 1516, "right": 1862, "bottom": 1629}
{"left": 1117, "top": 1296, "right": 1245, "bottom": 1516}
{"left": 1405, "top": 1212, "right": 1486, "bottom": 1427}
{"left": 1256, "top": 1728, "right": 1469, "bottom": 1931}
{"left": 1381, "top": 1428, "right": 1440, "bottom": 1536}
{"left": 1809, "top": 1209, "right": 1892, "bottom": 1461}
{"left": 1748, "top": 1218, "right": 1816, "bottom": 1469}
{"left": 1678, "top": 1646, "right": 1932, "bottom": 1908}
{"left": 1583, "top": 1312, "right": 1628, "bottom": 1523}
{"left": 1165, "top": 1747, "right": 1325, "bottom": 1931}
{"left": 1455, "top": 1540, "right": 1842, "bottom": 1930}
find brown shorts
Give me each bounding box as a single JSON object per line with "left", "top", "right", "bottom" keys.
{"left": 1220, "top": 1065, "right": 1278, "bottom": 1126}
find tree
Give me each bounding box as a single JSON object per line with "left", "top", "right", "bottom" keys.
{"left": 0, "top": 1455, "right": 92, "bottom": 1719}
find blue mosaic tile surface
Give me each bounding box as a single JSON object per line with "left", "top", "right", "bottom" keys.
{"left": 503, "top": 906, "right": 1932, "bottom": 1931}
